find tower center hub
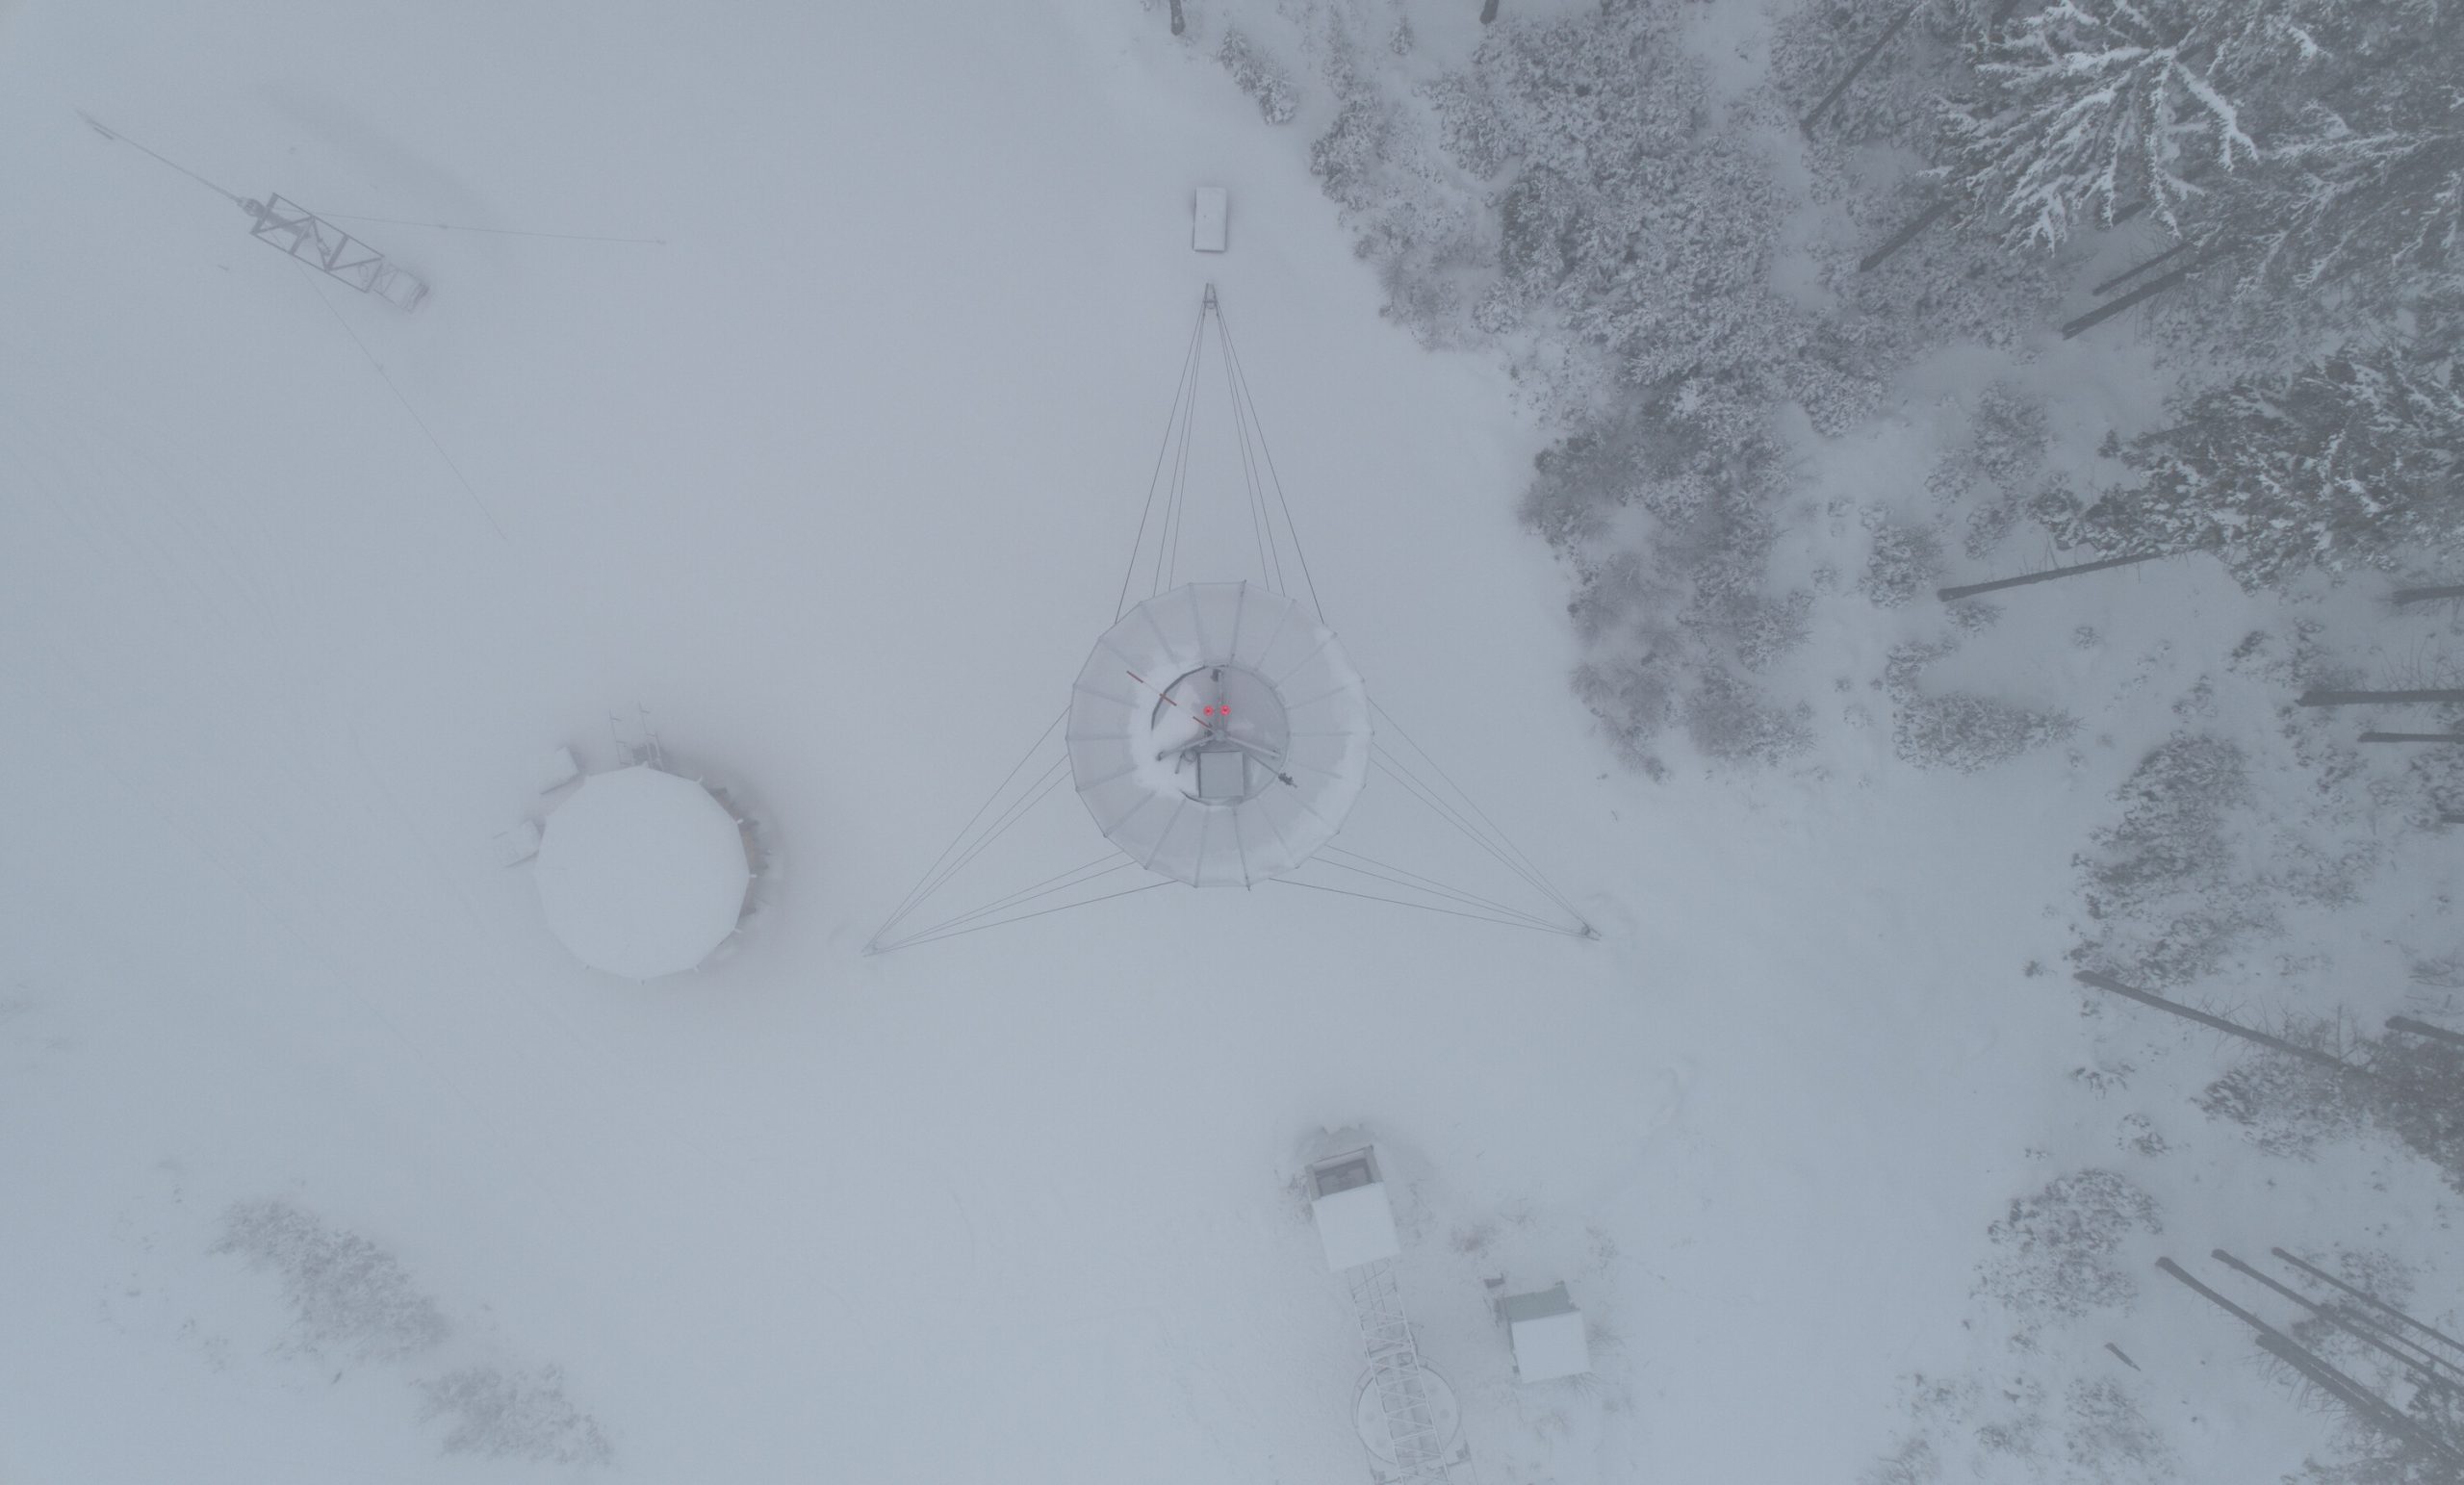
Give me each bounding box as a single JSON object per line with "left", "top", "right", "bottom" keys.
{"left": 1147, "top": 663, "right": 1291, "bottom": 804}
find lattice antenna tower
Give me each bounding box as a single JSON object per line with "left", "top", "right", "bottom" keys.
{"left": 79, "top": 113, "right": 430, "bottom": 310}
{"left": 1348, "top": 1259, "right": 1473, "bottom": 1483}
{"left": 242, "top": 194, "right": 429, "bottom": 309}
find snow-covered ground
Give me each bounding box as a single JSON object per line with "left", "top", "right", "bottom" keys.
{"left": 4, "top": 3, "right": 2455, "bottom": 1482}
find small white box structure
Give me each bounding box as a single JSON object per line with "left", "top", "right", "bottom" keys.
{"left": 1194, "top": 746, "right": 1245, "bottom": 802}
{"left": 536, "top": 746, "right": 582, "bottom": 795}
{"left": 1502, "top": 1283, "right": 1591, "bottom": 1383}
{"left": 1193, "top": 187, "right": 1229, "bottom": 253}
{"left": 1308, "top": 1147, "right": 1400, "bottom": 1271}
{"left": 494, "top": 819, "right": 543, "bottom": 868}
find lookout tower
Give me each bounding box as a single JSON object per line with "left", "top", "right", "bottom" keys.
{"left": 866, "top": 284, "right": 1594, "bottom": 952}
{"left": 1070, "top": 581, "right": 1371, "bottom": 885}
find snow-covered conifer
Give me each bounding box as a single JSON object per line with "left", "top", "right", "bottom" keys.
{"left": 2213, "top": 5, "right": 2462, "bottom": 321}
{"left": 2069, "top": 345, "right": 2464, "bottom": 587}
{"left": 1218, "top": 29, "right": 1300, "bottom": 125}
{"left": 1939, "top": 1, "right": 2324, "bottom": 248}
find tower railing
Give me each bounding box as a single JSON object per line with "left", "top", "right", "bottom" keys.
{"left": 1345, "top": 1259, "right": 1467, "bottom": 1483}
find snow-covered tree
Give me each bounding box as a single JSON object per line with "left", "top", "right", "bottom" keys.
{"left": 1436, "top": 3, "right": 1837, "bottom": 399}
{"left": 1303, "top": 26, "right": 1489, "bottom": 348}
{"left": 1939, "top": 0, "right": 2326, "bottom": 248}
{"left": 1772, "top": 0, "right": 2000, "bottom": 157}
{"left": 2067, "top": 346, "right": 2464, "bottom": 588}
{"left": 1217, "top": 28, "right": 1299, "bottom": 125}
{"left": 2213, "top": 5, "right": 2463, "bottom": 322}
{"left": 2073, "top": 731, "right": 2263, "bottom": 987}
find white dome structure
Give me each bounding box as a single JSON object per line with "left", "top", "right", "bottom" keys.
{"left": 533, "top": 764, "right": 751, "bottom": 980}
{"left": 1067, "top": 581, "right": 1371, "bottom": 886}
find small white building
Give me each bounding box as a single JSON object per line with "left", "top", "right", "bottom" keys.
{"left": 1193, "top": 186, "right": 1228, "bottom": 252}
{"left": 532, "top": 763, "right": 752, "bottom": 980}
{"left": 1501, "top": 1282, "right": 1590, "bottom": 1383}
{"left": 1308, "top": 1147, "right": 1400, "bottom": 1271}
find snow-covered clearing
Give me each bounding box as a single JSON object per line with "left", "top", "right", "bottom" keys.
{"left": 3, "top": 2, "right": 2456, "bottom": 1482}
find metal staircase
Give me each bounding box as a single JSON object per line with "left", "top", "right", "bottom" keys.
{"left": 1347, "top": 1259, "right": 1467, "bottom": 1483}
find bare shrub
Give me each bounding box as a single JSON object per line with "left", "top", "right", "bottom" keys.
{"left": 2074, "top": 734, "right": 2270, "bottom": 987}
{"left": 2197, "top": 1050, "right": 2367, "bottom": 1159}
{"left": 1861, "top": 525, "right": 1944, "bottom": 608}
{"left": 2365, "top": 1032, "right": 2464, "bottom": 1191}
{"left": 1574, "top": 655, "right": 1676, "bottom": 777}
{"left": 2065, "top": 1376, "right": 2173, "bottom": 1483}
{"left": 1883, "top": 641, "right": 2076, "bottom": 772}
{"left": 1860, "top": 1434, "right": 1941, "bottom": 1485}
{"left": 1978, "top": 1169, "right": 2162, "bottom": 1321}
{"left": 1684, "top": 666, "right": 1812, "bottom": 765}
{"left": 1894, "top": 692, "right": 2077, "bottom": 773}
{"left": 1929, "top": 383, "right": 2055, "bottom": 559}
{"left": 418, "top": 1365, "right": 613, "bottom": 1466}
{"left": 213, "top": 1199, "right": 449, "bottom": 1361}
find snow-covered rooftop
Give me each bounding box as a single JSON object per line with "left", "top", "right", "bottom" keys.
{"left": 532, "top": 765, "right": 749, "bottom": 980}
{"left": 1504, "top": 1284, "right": 1589, "bottom": 1382}
{"left": 1310, "top": 1180, "right": 1400, "bottom": 1271}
